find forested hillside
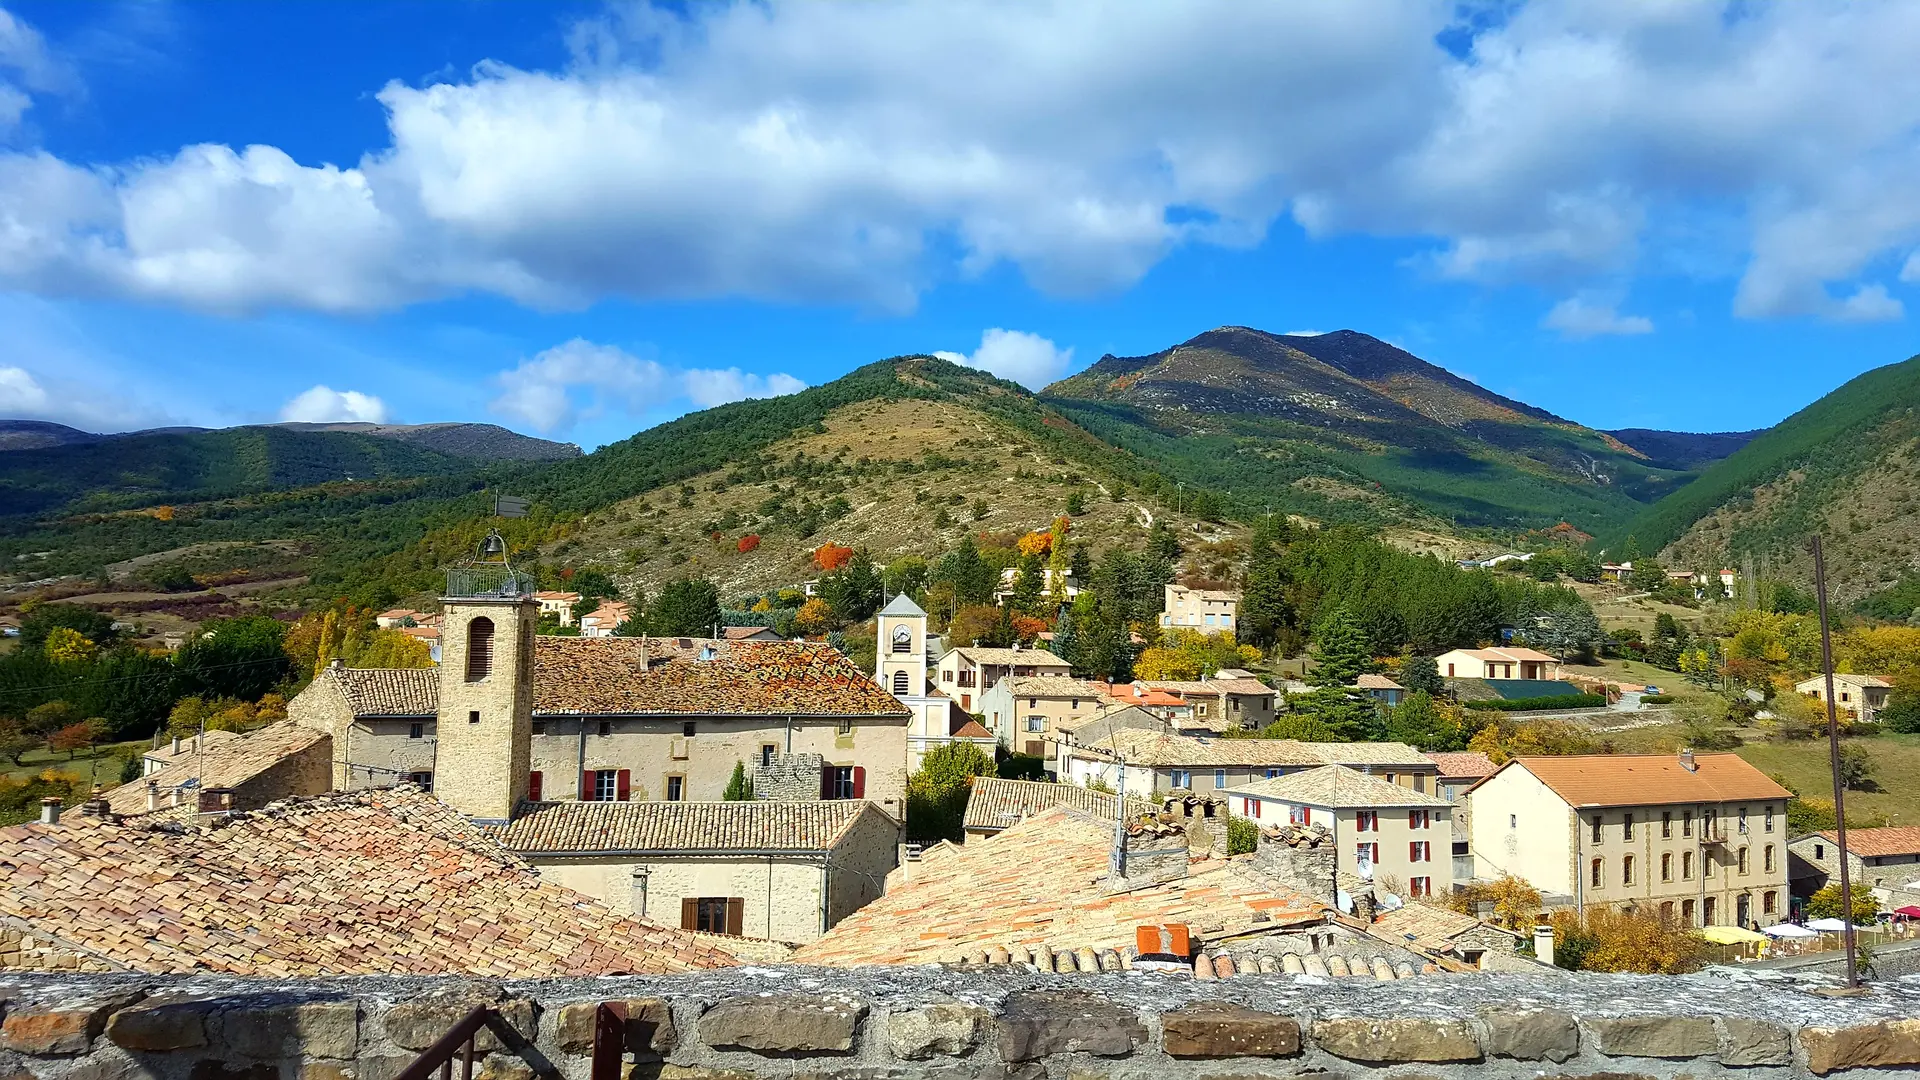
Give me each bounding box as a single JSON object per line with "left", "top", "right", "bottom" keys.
{"left": 1619, "top": 353, "right": 1920, "bottom": 602}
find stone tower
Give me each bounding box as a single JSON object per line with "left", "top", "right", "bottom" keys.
{"left": 435, "top": 537, "right": 537, "bottom": 823}
{"left": 875, "top": 593, "right": 927, "bottom": 700}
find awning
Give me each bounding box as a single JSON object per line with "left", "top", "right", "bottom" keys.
{"left": 1806, "top": 917, "right": 1872, "bottom": 932}
{"left": 1894, "top": 905, "right": 1920, "bottom": 918}
{"left": 1761, "top": 923, "right": 1818, "bottom": 939}
{"left": 1700, "top": 925, "right": 1767, "bottom": 945}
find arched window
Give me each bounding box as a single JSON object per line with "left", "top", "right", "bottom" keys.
{"left": 892, "top": 670, "right": 909, "bottom": 695}
{"left": 466, "top": 617, "right": 495, "bottom": 680}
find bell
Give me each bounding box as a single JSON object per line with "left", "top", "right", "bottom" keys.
{"left": 480, "top": 531, "right": 507, "bottom": 559}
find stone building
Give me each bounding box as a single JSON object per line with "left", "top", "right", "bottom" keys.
{"left": 1788, "top": 826, "right": 1920, "bottom": 905}
{"left": 286, "top": 596, "right": 912, "bottom": 820}
{"left": 1060, "top": 730, "right": 1436, "bottom": 798}
{"left": 487, "top": 799, "right": 902, "bottom": 943}
{"left": 1427, "top": 750, "right": 1497, "bottom": 884}
{"left": 878, "top": 594, "right": 995, "bottom": 771}
{"left": 110, "top": 721, "right": 333, "bottom": 817}
{"left": 1223, "top": 765, "right": 1457, "bottom": 901}
{"left": 1160, "top": 583, "right": 1240, "bottom": 633}
{"left": 976, "top": 675, "right": 1105, "bottom": 758}
{"left": 1467, "top": 752, "right": 1792, "bottom": 926}
{"left": 933, "top": 644, "right": 1070, "bottom": 712}
{"left": 1794, "top": 673, "right": 1893, "bottom": 723}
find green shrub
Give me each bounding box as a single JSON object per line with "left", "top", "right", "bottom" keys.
{"left": 1641, "top": 694, "right": 1676, "bottom": 704}
{"left": 1470, "top": 693, "right": 1607, "bottom": 712}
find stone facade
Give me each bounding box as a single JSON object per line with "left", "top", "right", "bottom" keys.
{"left": 3, "top": 967, "right": 1914, "bottom": 1080}
{"left": 435, "top": 596, "right": 538, "bottom": 822}
{"left": 751, "top": 753, "right": 826, "bottom": 802}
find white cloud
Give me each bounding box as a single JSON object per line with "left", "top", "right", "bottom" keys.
{"left": 1901, "top": 251, "right": 1920, "bottom": 284}
{"left": 279, "top": 385, "right": 389, "bottom": 424}
{"left": 1837, "top": 284, "right": 1904, "bottom": 323}
{"left": 1541, "top": 296, "right": 1654, "bottom": 339}
{"left": 1282, "top": 329, "right": 1326, "bottom": 337}
{"left": 0, "top": 3, "right": 1918, "bottom": 321}
{"left": 0, "top": 364, "right": 48, "bottom": 412}
{"left": 491, "top": 338, "right": 804, "bottom": 434}
{"left": 0, "top": 6, "right": 74, "bottom": 135}
{"left": 938, "top": 328, "right": 1075, "bottom": 389}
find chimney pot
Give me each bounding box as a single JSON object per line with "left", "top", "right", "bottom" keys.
{"left": 146, "top": 779, "right": 160, "bottom": 813}
{"left": 330, "top": 657, "right": 344, "bottom": 670}
{"left": 1680, "top": 748, "right": 1697, "bottom": 772}
{"left": 172, "top": 735, "right": 180, "bottom": 755}
{"left": 39, "top": 797, "right": 61, "bottom": 825}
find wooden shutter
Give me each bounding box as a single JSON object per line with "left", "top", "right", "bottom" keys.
{"left": 527, "top": 771, "right": 542, "bottom": 801}
{"left": 852, "top": 766, "right": 866, "bottom": 799}
{"left": 821, "top": 764, "right": 834, "bottom": 799}
{"left": 725, "top": 897, "right": 744, "bottom": 937}
{"left": 582, "top": 771, "right": 593, "bottom": 801}
{"left": 680, "top": 898, "right": 698, "bottom": 931}
{"left": 1409, "top": 841, "right": 1419, "bottom": 862}
{"left": 617, "top": 769, "right": 632, "bottom": 801}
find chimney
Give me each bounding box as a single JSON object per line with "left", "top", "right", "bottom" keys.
{"left": 1352, "top": 886, "right": 1377, "bottom": 923}
{"left": 1533, "top": 924, "right": 1556, "bottom": 967}
{"left": 81, "top": 786, "right": 110, "bottom": 818}
{"left": 38, "top": 797, "right": 61, "bottom": 825}
{"left": 1680, "top": 748, "right": 1697, "bottom": 772}
{"left": 172, "top": 734, "right": 181, "bottom": 755}
{"left": 146, "top": 779, "right": 161, "bottom": 813}
{"left": 629, "top": 865, "right": 651, "bottom": 919}
{"left": 330, "top": 657, "right": 345, "bottom": 671}
{"left": 1106, "top": 818, "right": 1189, "bottom": 892}
{"left": 197, "top": 788, "right": 234, "bottom": 816}
{"left": 1252, "top": 822, "right": 1338, "bottom": 901}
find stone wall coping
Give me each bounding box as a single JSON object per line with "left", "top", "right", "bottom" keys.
{"left": 1, "top": 967, "right": 1918, "bottom": 1080}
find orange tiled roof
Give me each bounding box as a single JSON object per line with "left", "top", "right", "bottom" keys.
{"left": 332, "top": 666, "right": 439, "bottom": 716}
{"left": 1816, "top": 827, "right": 1920, "bottom": 858}
{"left": 1425, "top": 751, "right": 1497, "bottom": 779}
{"left": 488, "top": 800, "right": 885, "bottom": 853}
{"left": 533, "top": 638, "right": 908, "bottom": 716}
{"left": 794, "top": 806, "right": 1325, "bottom": 966}
{"left": 107, "top": 723, "right": 329, "bottom": 814}
{"left": 951, "top": 720, "right": 993, "bottom": 738}
{"left": 0, "top": 786, "right": 738, "bottom": 976}
{"left": 1488, "top": 753, "right": 1793, "bottom": 808}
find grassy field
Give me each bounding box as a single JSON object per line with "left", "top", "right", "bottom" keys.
{"left": 1735, "top": 734, "right": 1920, "bottom": 827}
{"left": 2, "top": 739, "right": 149, "bottom": 786}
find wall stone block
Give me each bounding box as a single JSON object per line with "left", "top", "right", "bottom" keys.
{"left": 1160, "top": 1003, "right": 1300, "bottom": 1059}
{"left": 1309, "top": 1018, "right": 1481, "bottom": 1064}
{"left": 885, "top": 1003, "right": 988, "bottom": 1059}
{"left": 1583, "top": 1017, "right": 1717, "bottom": 1060}
{"left": 995, "top": 991, "right": 1145, "bottom": 1062}
{"left": 1802, "top": 1018, "right": 1920, "bottom": 1075}
{"left": 698, "top": 994, "right": 866, "bottom": 1054}
{"left": 1482, "top": 1008, "right": 1578, "bottom": 1062}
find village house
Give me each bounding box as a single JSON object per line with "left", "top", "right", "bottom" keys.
{"left": 1160, "top": 583, "right": 1240, "bottom": 634}
{"left": 993, "top": 565, "right": 1080, "bottom": 605}
{"left": 933, "top": 644, "right": 1071, "bottom": 712}
{"left": 285, "top": 586, "right": 911, "bottom": 819}
{"left": 1095, "top": 681, "right": 1195, "bottom": 725}
{"left": 961, "top": 776, "right": 1133, "bottom": 842}
{"left": 1355, "top": 673, "right": 1405, "bottom": 707}
{"left": 1467, "top": 752, "right": 1792, "bottom": 926}
{"left": 1223, "top": 765, "right": 1456, "bottom": 900}
{"left": 486, "top": 799, "right": 901, "bottom": 943}
{"left": 1794, "top": 673, "right": 1892, "bottom": 723}
{"left": 1788, "top": 827, "right": 1920, "bottom": 906}
{"left": 1434, "top": 646, "right": 1562, "bottom": 681}
{"left": 1368, "top": 902, "right": 1529, "bottom": 971}
{"left": 876, "top": 594, "right": 995, "bottom": 770}
{"left": 533, "top": 590, "right": 582, "bottom": 626}
{"left": 0, "top": 785, "right": 738, "bottom": 976}
{"left": 1427, "top": 750, "right": 1497, "bottom": 884}
{"left": 117, "top": 721, "right": 334, "bottom": 815}
{"left": 141, "top": 728, "right": 241, "bottom": 775}
{"left": 977, "top": 675, "right": 1106, "bottom": 757}
{"left": 375, "top": 607, "right": 421, "bottom": 629}
{"left": 1140, "top": 676, "right": 1279, "bottom": 730}
{"left": 1059, "top": 730, "right": 1435, "bottom": 797}
{"left": 722, "top": 625, "right": 787, "bottom": 643}
{"left": 578, "top": 599, "right": 635, "bottom": 637}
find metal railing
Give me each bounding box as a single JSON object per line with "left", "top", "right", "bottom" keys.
{"left": 396, "top": 1004, "right": 628, "bottom": 1080}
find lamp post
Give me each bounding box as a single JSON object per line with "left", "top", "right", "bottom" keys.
{"left": 1810, "top": 534, "right": 1859, "bottom": 989}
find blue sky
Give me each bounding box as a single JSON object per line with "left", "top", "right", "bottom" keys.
{"left": 3, "top": 1, "right": 1918, "bottom": 450}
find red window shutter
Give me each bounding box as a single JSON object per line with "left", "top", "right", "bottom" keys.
{"left": 1409, "top": 841, "right": 1419, "bottom": 862}
{"left": 527, "top": 771, "right": 543, "bottom": 801}
{"left": 582, "top": 771, "right": 593, "bottom": 801}
{"left": 852, "top": 766, "right": 866, "bottom": 799}
{"left": 617, "top": 769, "right": 632, "bottom": 801}
{"left": 821, "top": 764, "right": 834, "bottom": 799}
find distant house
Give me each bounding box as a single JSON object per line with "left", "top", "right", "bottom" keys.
{"left": 579, "top": 600, "right": 634, "bottom": 637}
{"left": 1140, "top": 677, "right": 1278, "bottom": 730}
{"left": 1059, "top": 730, "right": 1434, "bottom": 797}
{"left": 1434, "top": 647, "right": 1561, "bottom": 681}
{"left": 1794, "top": 673, "right": 1891, "bottom": 723}
{"left": 1426, "top": 751, "right": 1496, "bottom": 883}
{"left": 723, "top": 625, "right": 786, "bottom": 643}
{"left": 1788, "top": 827, "right": 1920, "bottom": 905}
{"left": 1093, "top": 681, "right": 1195, "bottom": 726}
{"left": 1160, "top": 584, "right": 1240, "bottom": 634}
{"left": 1600, "top": 562, "right": 1632, "bottom": 581}
{"left": 1354, "top": 673, "right": 1405, "bottom": 707}
{"left": 1457, "top": 552, "right": 1532, "bottom": 571}
{"left": 533, "top": 590, "right": 583, "bottom": 626}
{"left": 993, "top": 566, "right": 1080, "bottom": 605}
{"left": 978, "top": 676, "right": 1106, "bottom": 758}
{"left": 934, "top": 645, "right": 1071, "bottom": 712}
{"left": 375, "top": 608, "right": 420, "bottom": 629}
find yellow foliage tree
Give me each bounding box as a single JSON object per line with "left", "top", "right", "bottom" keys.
{"left": 795, "top": 597, "right": 834, "bottom": 635}
{"left": 1134, "top": 647, "right": 1200, "bottom": 680}
{"left": 1547, "top": 906, "right": 1706, "bottom": 973}
{"left": 1015, "top": 530, "right": 1053, "bottom": 557}
{"left": 43, "top": 627, "right": 97, "bottom": 665}
{"left": 1446, "top": 874, "right": 1543, "bottom": 930}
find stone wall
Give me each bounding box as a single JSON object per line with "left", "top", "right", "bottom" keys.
{"left": 4, "top": 967, "right": 1920, "bottom": 1080}
{"left": 752, "top": 753, "right": 825, "bottom": 802}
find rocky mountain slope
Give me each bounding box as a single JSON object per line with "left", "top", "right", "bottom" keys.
{"left": 1603, "top": 428, "right": 1761, "bottom": 471}
{"left": 0, "top": 418, "right": 578, "bottom": 461}
{"left": 1043, "top": 327, "right": 1692, "bottom": 533}
{"left": 1621, "top": 352, "right": 1920, "bottom": 602}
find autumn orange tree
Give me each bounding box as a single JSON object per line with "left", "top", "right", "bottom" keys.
{"left": 813, "top": 544, "right": 855, "bottom": 572}
{"left": 48, "top": 721, "right": 101, "bottom": 760}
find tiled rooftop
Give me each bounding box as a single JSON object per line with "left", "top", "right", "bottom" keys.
{"left": 962, "top": 777, "right": 1149, "bottom": 833}
{"left": 1143, "top": 678, "right": 1275, "bottom": 697}
{"left": 107, "top": 722, "right": 329, "bottom": 814}
{"left": 1004, "top": 676, "right": 1103, "bottom": 698}
{"left": 488, "top": 800, "right": 884, "bottom": 853}
{"left": 947, "top": 646, "right": 1070, "bottom": 667}
{"left": 140, "top": 729, "right": 242, "bottom": 763}
{"left": 1814, "top": 826, "right": 1920, "bottom": 858}
{"left": 0, "top": 786, "right": 738, "bottom": 976}
{"left": 793, "top": 806, "right": 1326, "bottom": 967}
{"left": 332, "top": 666, "right": 439, "bottom": 716}
{"left": 1229, "top": 765, "right": 1451, "bottom": 809}
{"left": 1487, "top": 753, "right": 1793, "bottom": 808}
{"left": 1369, "top": 901, "right": 1519, "bottom": 954}
{"left": 1425, "top": 750, "right": 1498, "bottom": 779}
{"left": 1078, "top": 730, "right": 1325, "bottom": 767}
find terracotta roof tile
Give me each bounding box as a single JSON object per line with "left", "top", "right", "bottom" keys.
{"left": 793, "top": 806, "right": 1324, "bottom": 966}
{"left": 962, "top": 778, "right": 1150, "bottom": 832}
{"left": 0, "top": 786, "right": 737, "bottom": 976}
{"left": 1486, "top": 753, "right": 1793, "bottom": 808}
{"left": 533, "top": 639, "right": 907, "bottom": 716}
{"left": 1425, "top": 751, "right": 1497, "bottom": 779}
{"left": 948, "top": 647, "right": 1070, "bottom": 667}
{"left": 1228, "top": 765, "right": 1450, "bottom": 808}
{"left": 107, "top": 723, "right": 329, "bottom": 814}
{"left": 488, "top": 800, "right": 887, "bottom": 853}
{"left": 332, "top": 667, "right": 439, "bottom": 716}
{"left": 1815, "top": 826, "right": 1920, "bottom": 858}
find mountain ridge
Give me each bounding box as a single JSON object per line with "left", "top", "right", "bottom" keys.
{"left": 0, "top": 418, "right": 579, "bottom": 461}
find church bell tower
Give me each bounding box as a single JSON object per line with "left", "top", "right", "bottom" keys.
{"left": 435, "top": 530, "right": 536, "bottom": 823}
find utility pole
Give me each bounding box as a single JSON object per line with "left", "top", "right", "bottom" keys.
{"left": 1811, "top": 534, "right": 1860, "bottom": 989}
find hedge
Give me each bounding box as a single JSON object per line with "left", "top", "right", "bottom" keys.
{"left": 1467, "top": 693, "right": 1607, "bottom": 712}
{"left": 1641, "top": 694, "right": 1676, "bottom": 705}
